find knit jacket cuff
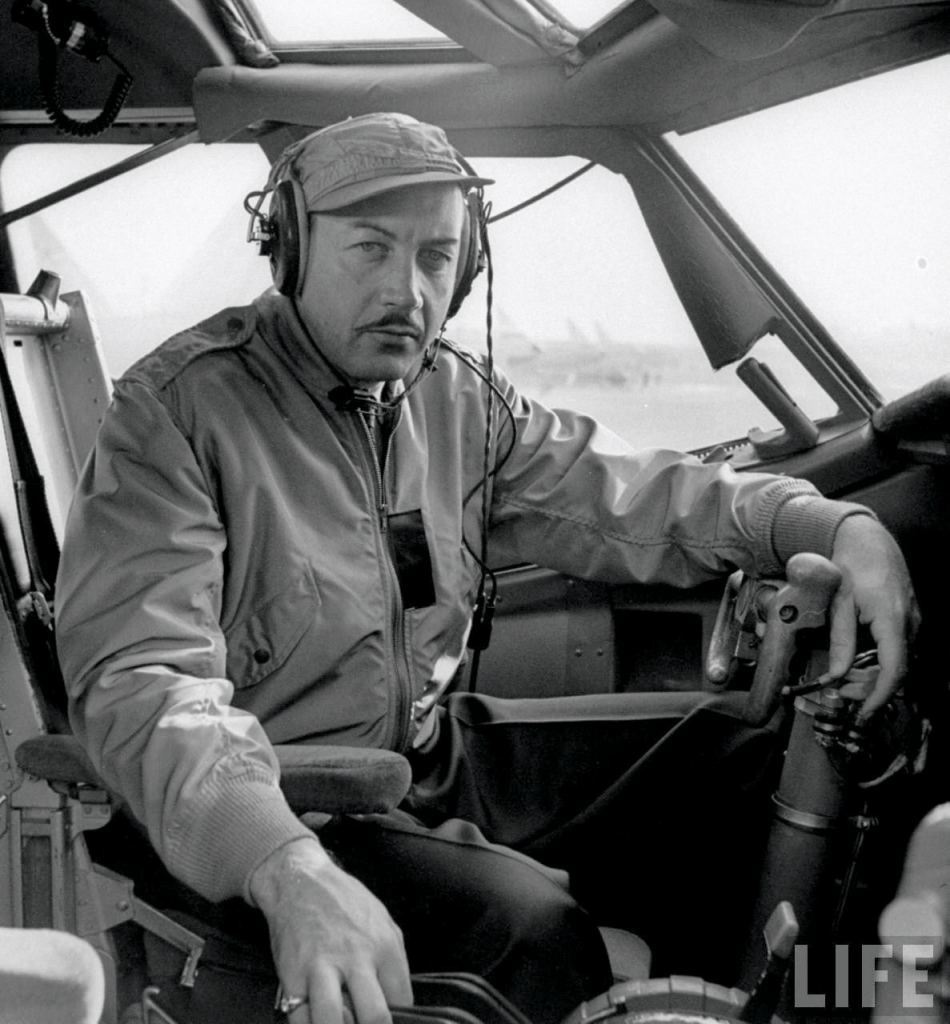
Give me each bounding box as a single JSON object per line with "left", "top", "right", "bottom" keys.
{"left": 165, "top": 776, "right": 316, "bottom": 904}
{"left": 772, "top": 495, "right": 877, "bottom": 568}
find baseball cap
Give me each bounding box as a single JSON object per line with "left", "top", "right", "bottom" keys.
{"left": 270, "top": 112, "right": 493, "bottom": 212}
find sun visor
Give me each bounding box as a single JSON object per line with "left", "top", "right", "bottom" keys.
{"left": 192, "top": 63, "right": 607, "bottom": 143}
{"left": 192, "top": 65, "right": 500, "bottom": 142}
{"left": 648, "top": 0, "right": 838, "bottom": 60}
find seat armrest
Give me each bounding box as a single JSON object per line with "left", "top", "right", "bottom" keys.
{"left": 15, "top": 734, "right": 105, "bottom": 789}
{"left": 15, "top": 735, "right": 412, "bottom": 815}
{"left": 276, "top": 744, "right": 411, "bottom": 814}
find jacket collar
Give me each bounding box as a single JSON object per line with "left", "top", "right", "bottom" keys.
{"left": 253, "top": 289, "right": 406, "bottom": 407}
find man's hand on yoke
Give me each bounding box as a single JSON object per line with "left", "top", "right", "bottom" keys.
{"left": 825, "top": 514, "right": 921, "bottom": 717}
{"left": 250, "top": 836, "right": 412, "bottom": 1024}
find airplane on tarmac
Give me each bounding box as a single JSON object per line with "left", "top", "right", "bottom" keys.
{"left": 449, "top": 310, "right": 705, "bottom": 394}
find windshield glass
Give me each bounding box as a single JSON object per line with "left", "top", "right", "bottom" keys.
{"left": 0, "top": 145, "right": 866, "bottom": 454}
{"left": 244, "top": 0, "right": 447, "bottom": 44}
{"left": 672, "top": 54, "right": 950, "bottom": 404}
{"left": 244, "top": 0, "right": 624, "bottom": 43}
{"left": 1, "top": 142, "right": 272, "bottom": 373}
{"left": 3, "top": 53, "right": 946, "bottom": 459}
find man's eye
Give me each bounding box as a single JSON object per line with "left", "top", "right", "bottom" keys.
{"left": 357, "top": 241, "right": 387, "bottom": 255}
{"left": 421, "top": 249, "right": 452, "bottom": 268}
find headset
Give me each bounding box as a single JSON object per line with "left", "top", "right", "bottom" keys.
{"left": 246, "top": 155, "right": 488, "bottom": 321}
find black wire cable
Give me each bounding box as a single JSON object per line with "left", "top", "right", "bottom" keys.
{"left": 451, "top": 348, "right": 517, "bottom": 508}
{"left": 446, "top": 207, "right": 522, "bottom": 691}
{"left": 449, "top": 163, "right": 599, "bottom": 690}
{"left": 478, "top": 209, "right": 496, "bottom": 568}
{"left": 34, "top": 3, "right": 133, "bottom": 139}
{"left": 38, "top": 42, "right": 133, "bottom": 138}
{"left": 487, "top": 161, "right": 597, "bottom": 224}
{"left": 465, "top": 209, "right": 497, "bottom": 679}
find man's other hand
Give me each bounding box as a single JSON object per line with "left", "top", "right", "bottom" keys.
{"left": 828, "top": 515, "right": 920, "bottom": 717}
{"left": 250, "top": 837, "right": 412, "bottom": 1024}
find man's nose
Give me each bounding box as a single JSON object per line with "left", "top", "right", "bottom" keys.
{"left": 380, "top": 253, "right": 423, "bottom": 310}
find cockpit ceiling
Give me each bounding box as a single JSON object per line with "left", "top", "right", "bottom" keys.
{"left": 237, "top": 0, "right": 950, "bottom": 65}
{"left": 1, "top": 0, "right": 949, "bottom": 145}
{"left": 193, "top": 5, "right": 950, "bottom": 143}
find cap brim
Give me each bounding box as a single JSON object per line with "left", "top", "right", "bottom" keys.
{"left": 311, "top": 170, "right": 494, "bottom": 212}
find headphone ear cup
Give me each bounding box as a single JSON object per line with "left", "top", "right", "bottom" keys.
{"left": 448, "top": 191, "right": 485, "bottom": 320}
{"left": 268, "top": 178, "right": 309, "bottom": 297}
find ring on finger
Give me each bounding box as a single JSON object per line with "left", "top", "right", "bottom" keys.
{"left": 276, "top": 991, "right": 309, "bottom": 1015}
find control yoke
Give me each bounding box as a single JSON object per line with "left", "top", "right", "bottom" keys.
{"left": 707, "top": 552, "right": 843, "bottom": 725}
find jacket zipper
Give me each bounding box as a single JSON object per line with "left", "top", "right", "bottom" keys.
{"left": 355, "top": 409, "right": 413, "bottom": 753}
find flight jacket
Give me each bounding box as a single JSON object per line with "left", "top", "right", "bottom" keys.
{"left": 55, "top": 290, "right": 867, "bottom": 902}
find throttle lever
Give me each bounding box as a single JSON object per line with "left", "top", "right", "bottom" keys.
{"left": 706, "top": 569, "right": 743, "bottom": 686}
{"left": 744, "top": 552, "right": 842, "bottom": 725}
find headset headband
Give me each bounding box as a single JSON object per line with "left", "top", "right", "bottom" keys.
{"left": 246, "top": 152, "right": 487, "bottom": 317}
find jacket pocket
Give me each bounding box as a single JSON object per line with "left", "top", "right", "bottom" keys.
{"left": 225, "top": 568, "right": 320, "bottom": 689}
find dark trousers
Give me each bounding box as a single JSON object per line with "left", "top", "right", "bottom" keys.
{"left": 319, "top": 690, "right": 782, "bottom": 1024}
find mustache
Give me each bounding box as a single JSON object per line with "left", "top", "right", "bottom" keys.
{"left": 357, "top": 314, "right": 422, "bottom": 336}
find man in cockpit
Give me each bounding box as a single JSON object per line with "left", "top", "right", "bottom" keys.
{"left": 54, "top": 112, "right": 919, "bottom": 1024}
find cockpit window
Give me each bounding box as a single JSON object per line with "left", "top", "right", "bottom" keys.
{"left": 0, "top": 144, "right": 850, "bottom": 453}
{"left": 242, "top": 0, "right": 447, "bottom": 45}
{"left": 444, "top": 156, "right": 839, "bottom": 451}
{"left": 543, "top": 1, "right": 629, "bottom": 31}
{"left": 672, "top": 53, "right": 950, "bottom": 405}
{"left": 5, "top": 62, "right": 944, "bottom": 459}
{"left": 1, "top": 142, "right": 272, "bottom": 377}
{"left": 241, "top": 0, "right": 626, "bottom": 45}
